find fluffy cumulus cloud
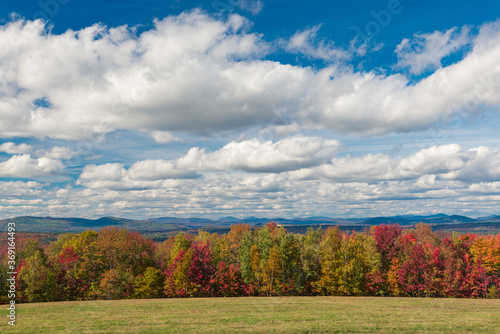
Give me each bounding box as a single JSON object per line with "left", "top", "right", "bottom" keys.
{"left": 127, "top": 160, "right": 200, "bottom": 180}
{"left": 439, "top": 146, "right": 500, "bottom": 182}
{"left": 1, "top": 13, "right": 500, "bottom": 139}
{"left": 395, "top": 26, "right": 472, "bottom": 75}
{"left": 0, "top": 142, "right": 76, "bottom": 160}
{"left": 291, "top": 144, "right": 500, "bottom": 185}
{"left": 0, "top": 142, "right": 33, "bottom": 154}
{"left": 397, "top": 144, "right": 465, "bottom": 178}
{"left": 77, "top": 136, "right": 340, "bottom": 189}
{"left": 53, "top": 141, "right": 500, "bottom": 218}
{"left": 149, "top": 131, "right": 182, "bottom": 143}
{"left": 177, "top": 136, "right": 342, "bottom": 173}
{"left": 0, "top": 154, "right": 64, "bottom": 178}
{"left": 74, "top": 142, "right": 500, "bottom": 187}
{"left": 41, "top": 146, "right": 77, "bottom": 160}
{"left": 3, "top": 152, "right": 500, "bottom": 219}
{"left": 0, "top": 181, "right": 43, "bottom": 197}
{"left": 77, "top": 161, "right": 200, "bottom": 190}
{"left": 291, "top": 153, "right": 394, "bottom": 182}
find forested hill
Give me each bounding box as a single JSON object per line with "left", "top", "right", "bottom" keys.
{"left": 0, "top": 216, "right": 181, "bottom": 234}
{"left": 2, "top": 214, "right": 500, "bottom": 237}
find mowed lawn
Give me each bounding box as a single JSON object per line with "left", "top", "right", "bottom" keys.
{"left": 2, "top": 296, "right": 500, "bottom": 333}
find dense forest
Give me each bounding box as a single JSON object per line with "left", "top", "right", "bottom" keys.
{"left": 1, "top": 222, "right": 500, "bottom": 303}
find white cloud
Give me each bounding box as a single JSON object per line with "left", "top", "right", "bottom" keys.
{"left": 64, "top": 139, "right": 500, "bottom": 219}
{"left": 396, "top": 144, "right": 465, "bottom": 178}
{"left": 395, "top": 26, "right": 472, "bottom": 75}
{"left": 439, "top": 146, "right": 500, "bottom": 182}
{"left": 231, "top": 174, "right": 284, "bottom": 193}
{"left": 0, "top": 142, "right": 33, "bottom": 154}
{"left": 3, "top": 144, "right": 500, "bottom": 219}
{"left": 127, "top": 159, "right": 200, "bottom": 180}
{"left": 291, "top": 153, "right": 394, "bottom": 182}
{"left": 74, "top": 142, "right": 500, "bottom": 206}
{"left": 0, "top": 142, "right": 76, "bottom": 160}
{"left": 78, "top": 163, "right": 125, "bottom": 182}
{"left": 77, "top": 160, "right": 200, "bottom": 190}
{"left": 469, "top": 182, "right": 500, "bottom": 194}
{"left": 0, "top": 154, "right": 64, "bottom": 178}
{"left": 77, "top": 136, "right": 340, "bottom": 189}
{"left": 177, "top": 136, "right": 342, "bottom": 173}
{"left": 41, "top": 146, "right": 77, "bottom": 160}
{"left": 286, "top": 25, "right": 352, "bottom": 62}
{"left": 0, "top": 11, "right": 275, "bottom": 139}
{"left": 308, "top": 20, "right": 500, "bottom": 135}
{"left": 237, "top": 0, "right": 264, "bottom": 15}
{"left": 0, "top": 180, "right": 43, "bottom": 197}
{"left": 1, "top": 14, "right": 499, "bottom": 139}
{"left": 292, "top": 144, "right": 500, "bottom": 184}
{"left": 149, "top": 131, "right": 182, "bottom": 143}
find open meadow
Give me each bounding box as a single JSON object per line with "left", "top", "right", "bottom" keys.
{"left": 2, "top": 296, "right": 500, "bottom": 333}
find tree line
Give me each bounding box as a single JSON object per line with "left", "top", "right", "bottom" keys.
{"left": 1, "top": 222, "right": 500, "bottom": 303}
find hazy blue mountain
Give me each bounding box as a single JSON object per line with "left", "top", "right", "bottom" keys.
{"left": 3, "top": 214, "right": 500, "bottom": 240}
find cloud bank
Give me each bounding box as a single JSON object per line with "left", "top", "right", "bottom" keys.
{"left": 1, "top": 12, "right": 500, "bottom": 141}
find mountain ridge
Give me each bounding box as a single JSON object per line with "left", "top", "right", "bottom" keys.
{"left": 0, "top": 214, "right": 500, "bottom": 238}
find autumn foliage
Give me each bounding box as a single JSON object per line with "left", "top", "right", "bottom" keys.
{"left": 1, "top": 223, "right": 500, "bottom": 303}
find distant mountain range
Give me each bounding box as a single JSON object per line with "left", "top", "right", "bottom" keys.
{"left": 2, "top": 214, "right": 500, "bottom": 240}
{"left": 149, "top": 214, "right": 498, "bottom": 227}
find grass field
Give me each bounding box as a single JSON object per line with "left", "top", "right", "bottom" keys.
{"left": 2, "top": 296, "right": 500, "bottom": 333}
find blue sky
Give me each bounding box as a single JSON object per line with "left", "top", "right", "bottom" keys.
{"left": 1, "top": 0, "right": 500, "bottom": 219}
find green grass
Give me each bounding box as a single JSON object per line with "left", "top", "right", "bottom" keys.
{"left": 2, "top": 297, "right": 500, "bottom": 333}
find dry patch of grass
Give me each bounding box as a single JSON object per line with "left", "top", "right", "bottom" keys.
{"left": 2, "top": 296, "right": 500, "bottom": 333}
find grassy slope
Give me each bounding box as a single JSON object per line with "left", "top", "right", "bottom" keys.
{"left": 2, "top": 297, "right": 500, "bottom": 333}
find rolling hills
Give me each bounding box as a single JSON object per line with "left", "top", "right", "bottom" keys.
{"left": 2, "top": 214, "right": 500, "bottom": 240}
